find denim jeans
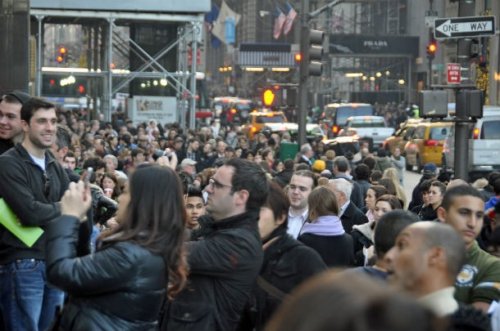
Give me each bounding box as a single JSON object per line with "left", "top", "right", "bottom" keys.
{"left": 0, "top": 259, "right": 64, "bottom": 331}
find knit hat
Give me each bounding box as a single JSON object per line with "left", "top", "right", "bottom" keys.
{"left": 5, "top": 90, "right": 31, "bottom": 104}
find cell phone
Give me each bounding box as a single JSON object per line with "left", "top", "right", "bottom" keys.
{"left": 82, "top": 167, "right": 93, "bottom": 189}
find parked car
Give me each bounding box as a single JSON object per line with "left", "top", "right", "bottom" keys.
{"left": 442, "top": 106, "right": 500, "bottom": 179}
{"left": 382, "top": 118, "right": 423, "bottom": 155}
{"left": 338, "top": 115, "right": 394, "bottom": 151}
{"left": 404, "top": 121, "right": 453, "bottom": 171}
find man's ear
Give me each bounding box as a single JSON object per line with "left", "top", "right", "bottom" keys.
{"left": 437, "top": 206, "right": 446, "bottom": 223}
{"left": 276, "top": 212, "right": 287, "bottom": 226}
{"left": 21, "top": 119, "right": 29, "bottom": 133}
{"left": 235, "top": 189, "right": 249, "bottom": 208}
{"left": 428, "top": 246, "right": 446, "bottom": 269}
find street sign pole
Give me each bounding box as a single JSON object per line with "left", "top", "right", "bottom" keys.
{"left": 454, "top": 1, "right": 477, "bottom": 181}
{"left": 298, "top": 0, "right": 310, "bottom": 147}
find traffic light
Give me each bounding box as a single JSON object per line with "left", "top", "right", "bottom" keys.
{"left": 262, "top": 88, "right": 276, "bottom": 107}
{"left": 56, "top": 46, "right": 67, "bottom": 64}
{"left": 426, "top": 39, "right": 437, "bottom": 59}
{"left": 308, "top": 29, "right": 324, "bottom": 76}
{"left": 294, "top": 52, "right": 302, "bottom": 64}
{"left": 77, "top": 84, "right": 86, "bottom": 95}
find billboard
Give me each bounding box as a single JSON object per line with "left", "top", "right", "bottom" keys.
{"left": 129, "top": 96, "right": 177, "bottom": 125}
{"left": 330, "top": 35, "right": 419, "bottom": 57}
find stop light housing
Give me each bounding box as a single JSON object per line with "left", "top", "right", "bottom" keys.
{"left": 308, "top": 29, "right": 324, "bottom": 76}
{"left": 426, "top": 39, "right": 437, "bottom": 59}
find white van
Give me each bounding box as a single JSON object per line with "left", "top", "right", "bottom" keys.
{"left": 442, "top": 106, "right": 500, "bottom": 179}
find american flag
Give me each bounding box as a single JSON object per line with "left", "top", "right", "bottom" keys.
{"left": 282, "top": 3, "right": 297, "bottom": 35}
{"left": 273, "top": 7, "right": 286, "bottom": 39}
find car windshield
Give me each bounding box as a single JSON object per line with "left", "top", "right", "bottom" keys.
{"left": 337, "top": 106, "right": 373, "bottom": 126}
{"left": 255, "top": 114, "right": 286, "bottom": 123}
{"left": 350, "top": 119, "right": 385, "bottom": 128}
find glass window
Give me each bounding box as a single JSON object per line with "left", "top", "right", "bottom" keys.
{"left": 430, "top": 127, "right": 449, "bottom": 140}
{"left": 481, "top": 120, "right": 500, "bottom": 139}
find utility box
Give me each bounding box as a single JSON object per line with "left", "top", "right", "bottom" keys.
{"left": 419, "top": 90, "right": 448, "bottom": 118}
{"left": 456, "top": 89, "right": 483, "bottom": 118}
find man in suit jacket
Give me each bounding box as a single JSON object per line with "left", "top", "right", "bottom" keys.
{"left": 328, "top": 178, "right": 368, "bottom": 234}
{"left": 332, "top": 156, "right": 364, "bottom": 209}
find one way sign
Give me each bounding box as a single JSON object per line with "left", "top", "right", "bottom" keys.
{"left": 434, "top": 16, "right": 496, "bottom": 39}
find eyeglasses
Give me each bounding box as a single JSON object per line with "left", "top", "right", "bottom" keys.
{"left": 208, "top": 177, "right": 232, "bottom": 190}
{"left": 43, "top": 172, "right": 50, "bottom": 197}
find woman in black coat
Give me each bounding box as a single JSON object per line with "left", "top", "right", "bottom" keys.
{"left": 298, "top": 186, "right": 354, "bottom": 267}
{"left": 46, "top": 165, "right": 187, "bottom": 331}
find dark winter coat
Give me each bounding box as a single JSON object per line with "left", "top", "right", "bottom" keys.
{"left": 298, "top": 232, "right": 354, "bottom": 267}
{"left": 239, "top": 230, "right": 326, "bottom": 331}
{"left": 46, "top": 216, "right": 167, "bottom": 331}
{"left": 162, "top": 211, "right": 263, "bottom": 331}
{"left": 0, "top": 144, "right": 70, "bottom": 264}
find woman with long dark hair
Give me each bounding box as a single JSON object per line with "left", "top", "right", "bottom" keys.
{"left": 45, "top": 165, "right": 187, "bottom": 330}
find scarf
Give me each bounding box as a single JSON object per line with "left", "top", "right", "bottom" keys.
{"left": 300, "top": 215, "right": 345, "bottom": 236}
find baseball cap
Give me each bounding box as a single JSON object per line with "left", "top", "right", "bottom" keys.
{"left": 422, "top": 163, "right": 438, "bottom": 175}
{"left": 180, "top": 159, "right": 197, "bottom": 167}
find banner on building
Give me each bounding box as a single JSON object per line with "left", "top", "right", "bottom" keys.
{"left": 129, "top": 96, "right": 177, "bottom": 125}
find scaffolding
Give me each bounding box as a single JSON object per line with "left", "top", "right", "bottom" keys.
{"left": 30, "top": 5, "right": 206, "bottom": 129}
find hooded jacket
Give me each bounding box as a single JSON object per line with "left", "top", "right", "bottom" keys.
{"left": 0, "top": 143, "right": 69, "bottom": 264}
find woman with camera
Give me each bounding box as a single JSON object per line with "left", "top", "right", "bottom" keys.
{"left": 45, "top": 165, "right": 187, "bottom": 330}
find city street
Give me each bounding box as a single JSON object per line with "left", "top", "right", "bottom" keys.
{"left": 403, "top": 169, "right": 422, "bottom": 202}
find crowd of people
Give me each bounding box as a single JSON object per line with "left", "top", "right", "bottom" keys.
{"left": 1, "top": 90, "right": 500, "bottom": 331}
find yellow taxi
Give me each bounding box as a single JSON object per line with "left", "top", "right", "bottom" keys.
{"left": 382, "top": 119, "right": 422, "bottom": 155}
{"left": 241, "top": 110, "right": 289, "bottom": 140}
{"left": 403, "top": 121, "right": 453, "bottom": 171}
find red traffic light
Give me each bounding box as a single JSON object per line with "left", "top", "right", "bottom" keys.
{"left": 77, "top": 84, "right": 85, "bottom": 95}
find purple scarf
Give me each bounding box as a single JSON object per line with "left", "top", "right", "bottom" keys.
{"left": 300, "top": 215, "right": 345, "bottom": 236}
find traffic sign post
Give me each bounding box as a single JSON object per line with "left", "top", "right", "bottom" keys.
{"left": 434, "top": 16, "right": 495, "bottom": 39}
{"left": 447, "top": 63, "right": 461, "bottom": 84}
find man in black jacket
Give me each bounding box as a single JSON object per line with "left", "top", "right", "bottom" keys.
{"left": 329, "top": 177, "right": 368, "bottom": 234}
{"left": 163, "top": 158, "right": 269, "bottom": 331}
{"left": 238, "top": 181, "right": 326, "bottom": 331}
{"left": 0, "top": 90, "right": 31, "bottom": 155}
{"left": 0, "top": 98, "right": 70, "bottom": 331}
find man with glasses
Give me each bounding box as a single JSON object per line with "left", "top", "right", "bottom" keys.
{"left": 0, "top": 97, "right": 70, "bottom": 331}
{"left": 287, "top": 170, "right": 317, "bottom": 239}
{"left": 162, "top": 158, "right": 269, "bottom": 331}
{"left": 0, "top": 90, "right": 31, "bottom": 155}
